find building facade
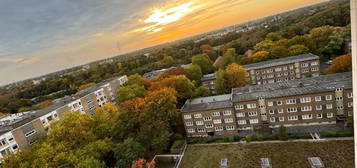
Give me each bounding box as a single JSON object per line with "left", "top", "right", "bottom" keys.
{"left": 201, "top": 53, "right": 320, "bottom": 93}
{"left": 0, "top": 75, "right": 128, "bottom": 160}
{"left": 182, "top": 73, "right": 352, "bottom": 138}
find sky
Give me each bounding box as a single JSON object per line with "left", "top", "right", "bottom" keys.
{"left": 0, "top": 0, "right": 326, "bottom": 85}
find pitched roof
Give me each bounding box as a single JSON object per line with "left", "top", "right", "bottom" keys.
{"left": 181, "top": 94, "right": 232, "bottom": 112}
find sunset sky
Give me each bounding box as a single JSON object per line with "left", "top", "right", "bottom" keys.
{"left": 0, "top": 0, "right": 326, "bottom": 85}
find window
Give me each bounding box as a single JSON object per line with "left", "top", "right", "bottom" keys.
{"left": 236, "top": 112, "right": 245, "bottom": 117}
{"left": 348, "top": 102, "right": 353, "bottom": 107}
{"left": 335, "top": 97, "right": 343, "bottom": 101}
{"left": 187, "top": 129, "right": 195, "bottom": 133}
{"left": 336, "top": 106, "right": 344, "bottom": 110}
{"left": 279, "top": 117, "right": 284, "bottom": 121}
{"left": 283, "top": 66, "right": 288, "bottom": 71}
{"left": 316, "top": 105, "right": 322, "bottom": 110}
{"left": 25, "top": 130, "right": 36, "bottom": 137}
{"left": 290, "top": 71, "right": 294, "bottom": 75}
{"left": 12, "top": 144, "right": 18, "bottom": 150}
{"left": 302, "top": 114, "right": 313, "bottom": 120}
{"left": 183, "top": 115, "right": 192, "bottom": 119}
{"left": 270, "top": 117, "right": 276, "bottom": 122}
{"left": 212, "top": 112, "right": 221, "bottom": 117}
{"left": 248, "top": 112, "right": 257, "bottom": 116}
{"left": 197, "top": 128, "right": 205, "bottom": 132}
{"left": 258, "top": 105, "right": 265, "bottom": 109}
{"left": 185, "top": 122, "right": 193, "bottom": 126}
{"left": 325, "top": 95, "right": 332, "bottom": 100}
{"left": 223, "top": 110, "right": 232, "bottom": 115}
{"left": 203, "top": 116, "right": 212, "bottom": 121}
{"left": 326, "top": 104, "right": 333, "bottom": 109}
{"left": 0, "top": 139, "right": 6, "bottom": 146}
{"left": 213, "top": 119, "right": 222, "bottom": 124}
{"left": 288, "top": 116, "right": 298, "bottom": 121}
{"left": 205, "top": 123, "right": 213, "bottom": 128}
{"left": 196, "top": 121, "right": 204, "bottom": 126}
{"left": 215, "top": 126, "right": 224, "bottom": 132}
{"left": 286, "top": 99, "right": 296, "bottom": 104}
{"left": 311, "top": 67, "right": 318, "bottom": 72}
{"left": 302, "top": 63, "right": 309, "bottom": 67}
{"left": 277, "top": 101, "right": 283, "bottom": 105}
{"left": 327, "top": 113, "right": 334, "bottom": 118}
{"left": 275, "top": 67, "right": 282, "bottom": 72}
{"left": 224, "top": 118, "right": 234, "bottom": 123}
{"left": 267, "top": 101, "right": 273, "bottom": 106}
{"left": 336, "top": 88, "right": 343, "bottom": 91}
{"left": 7, "top": 137, "right": 14, "bottom": 142}
{"left": 226, "top": 125, "right": 235, "bottom": 130}
{"left": 249, "top": 119, "right": 259, "bottom": 124}
{"left": 267, "top": 74, "right": 274, "bottom": 78}
{"left": 302, "top": 69, "right": 309, "bottom": 73}
{"left": 287, "top": 107, "right": 297, "bottom": 113}
{"left": 194, "top": 114, "right": 202, "bottom": 118}
{"left": 300, "top": 97, "right": 311, "bottom": 103}
{"left": 277, "top": 109, "right": 283, "bottom": 113}
{"left": 301, "top": 106, "right": 312, "bottom": 112}
{"left": 269, "top": 110, "right": 274, "bottom": 114}
{"left": 247, "top": 103, "right": 256, "bottom": 109}
{"left": 316, "top": 114, "right": 323, "bottom": 119}
{"left": 235, "top": 105, "right": 244, "bottom": 110}
{"left": 348, "top": 92, "right": 353, "bottom": 98}
{"left": 311, "top": 61, "right": 318, "bottom": 66}
{"left": 238, "top": 120, "right": 247, "bottom": 125}
{"left": 266, "top": 69, "right": 273, "bottom": 73}
{"left": 315, "top": 96, "right": 321, "bottom": 101}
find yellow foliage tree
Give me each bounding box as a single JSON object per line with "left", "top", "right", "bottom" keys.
{"left": 325, "top": 54, "right": 352, "bottom": 74}
{"left": 252, "top": 51, "right": 270, "bottom": 62}
{"left": 39, "top": 100, "right": 53, "bottom": 109}
{"left": 224, "top": 63, "right": 247, "bottom": 89}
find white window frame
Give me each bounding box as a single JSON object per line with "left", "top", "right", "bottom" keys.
{"left": 327, "top": 113, "right": 334, "bottom": 118}
{"left": 224, "top": 118, "right": 234, "bottom": 123}
{"left": 194, "top": 114, "right": 202, "bottom": 118}
{"left": 326, "top": 104, "right": 333, "bottom": 109}
{"left": 249, "top": 119, "right": 259, "bottom": 124}
{"left": 286, "top": 99, "right": 296, "bottom": 104}
{"left": 315, "top": 96, "right": 321, "bottom": 102}
{"left": 196, "top": 121, "right": 204, "bottom": 126}
{"left": 223, "top": 110, "right": 232, "bottom": 116}
{"left": 238, "top": 120, "right": 247, "bottom": 125}
{"left": 288, "top": 116, "right": 298, "bottom": 121}
{"left": 183, "top": 115, "right": 192, "bottom": 119}
{"left": 236, "top": 112, "right": 245, "bottom": 117}
{"left": 270, "top": 117, "right": 276, "bottom": 122}
{"left": 316, "top": 105, "right": 322, "bottom": 110}
{"left": 325, "top": 95, "right": 332, "bottom": 100}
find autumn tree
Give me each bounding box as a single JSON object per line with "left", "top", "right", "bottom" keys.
{"left": 131, "top": 159, "right": 156, "bottom": 168}
{"left": 192, "top": 54, "right": 214, "bottom": 74}
{"left": 224, "top": 63, "right": 247, "bottom": 89}
{"left": 163, "top": 67, "right": 186, "bottom": 76}
{"left": 270, "top": 46, "right": 289, "bottom": 59}
{"left": 151, "top": 75, "right": 194, "bottom": 101}
{"left": 200, "top": 44, "right": 213, "bottom": 52}
{"left": 39, "top": 100, "right": 53, "bottom": 109}
{"left": 78, "top": 82, "right": 96, "bottom": 91}
{"left": 266, "top": 32, "right": 282, "bottom": 41}
{"left": 252, "top": 51, "right": 270, "bottom": 62}
{"left": 214, "top": 69, "right": 228, "bottom": 94}
{"left": 288, "top": 44, "right": 309, "bottom": 56}
{"left": 194, "top": 86, "right": 211, "bottom": 97}
{"left": 325, "top": 54, "right": 352, "bottom": 74}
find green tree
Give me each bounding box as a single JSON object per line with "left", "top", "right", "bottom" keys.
{"left": 118, "top": 84, "right": 146, "bottom": 102}
{"left": 192, "top": 54, "right": 214, "bottom": 74}
{"left": 254, "top": 40, "right": 273, "bottom": 51}
{"left": 270, "top": 46, "right": 289, "bottom": 59}
{"left": 214, "top": 69, "right": 228, "bottom": 94}
{"left": 194, "top": 86, "right": 211, "bottom": 97}
{"left": 184, "top": 64, "right": 203, "bottom": 84}
{"left": 114, "top": 138, "right": 146, "bottom": 168}
{"left": 266, "top": 32, "right": 282, "bottom": 41}
{"left": 220, "top": 48, "right": 236, "bottom": 69}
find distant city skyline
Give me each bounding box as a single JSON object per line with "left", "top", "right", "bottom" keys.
{"left": 0, "top": 0, "right": 326, "bottom": 85}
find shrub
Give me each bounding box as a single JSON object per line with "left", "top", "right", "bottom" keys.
{"left": 171, "top": 140, "right": 185, "bottom": 149}
{"left": 256, "top": 134, "right": 264, "bottom": 141}
{"left": 322, "top": 130, "right": 353, "bottom": 138}
{"left": 277, "top": 126, "right": 288, "bottom": 141}
{"left": 245, "top": 135, "right": 253, "bottom": 142}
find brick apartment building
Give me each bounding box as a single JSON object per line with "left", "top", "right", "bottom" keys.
{"left": 0, "top": 75, "right": 128, "bottom": 160}
{"left": 182, "top": 72, "right": 352, "bottom": 138}
{"left": 202, "top": 53, "right": 320, "bottom": 93}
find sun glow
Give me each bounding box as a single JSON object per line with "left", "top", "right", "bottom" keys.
{"left": 139, "top": 2, "right": 195, "bottom": 32}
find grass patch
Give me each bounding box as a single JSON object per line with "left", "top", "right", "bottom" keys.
{"left": 179, "top": 139, "right": 354, "bottom": 168}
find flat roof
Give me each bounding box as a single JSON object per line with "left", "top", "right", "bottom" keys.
{"left": 243, "top": 53, "right": 319, "bottom": 70}
{"left": 232, "top": 72, "right": 352, "bottom": 102}
{"left": 181, "top": 94, "right": 232, "bottom": 113}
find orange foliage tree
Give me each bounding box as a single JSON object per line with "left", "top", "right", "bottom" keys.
{"left": 131, "top": 159, "right": 156, "bottom": 168}
{"left": 325, "top": 54, "right": 352, "bottom": 74}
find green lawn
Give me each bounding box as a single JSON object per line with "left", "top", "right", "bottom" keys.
{"left": 179, "top": 139, "right": 354, "bottom": 168}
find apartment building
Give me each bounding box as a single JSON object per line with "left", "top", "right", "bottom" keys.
{"left": 201, "top": 53, "right": 320, "bottom": 92}
{"left": 182, "top": 72, "right": 352, "bottom": 137}
{"left": 0, "top": 75, "right": 128, "bottom": 160}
